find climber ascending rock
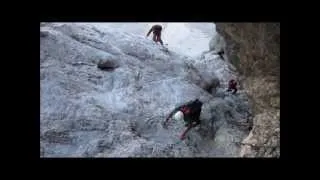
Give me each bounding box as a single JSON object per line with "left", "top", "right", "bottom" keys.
{"left": 163, "top": 99, "right": 203, "bottom": 140}
{"left": 226, "top": 79, "right": 237, "bottom": 94}
{"left": 146, "top": 24, "right": 164, "bottom": 46}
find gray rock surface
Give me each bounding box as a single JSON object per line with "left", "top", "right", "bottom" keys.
{"left": 40, "top": 23, "right": 251, "bottom": 157}
{"left": 209, "top": 33, "right": 226, "bottom": 53}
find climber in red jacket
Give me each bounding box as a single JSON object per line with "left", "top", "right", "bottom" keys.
{"left": 227, "top": 79, "right": 237, "bottom": 94}
{"left": 146, "top": 24, "right": 164, "bottom": 45}
{"left": 163, "top": 99, "right": 203, "bottom": 140}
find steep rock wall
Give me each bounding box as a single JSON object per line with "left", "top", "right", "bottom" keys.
{"left": 215, "top": 23, "right": 280, "bottom": 157}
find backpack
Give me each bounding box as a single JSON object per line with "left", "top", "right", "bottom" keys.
{"left": 181, "top": 100, "right": 202, "bottom": 115}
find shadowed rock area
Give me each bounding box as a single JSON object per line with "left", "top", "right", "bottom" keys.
{"left": 215, "top": 23, "right": 280, "bottom": 157}
{"left": 40, "top": 23, "right": 252, "bottom": 157}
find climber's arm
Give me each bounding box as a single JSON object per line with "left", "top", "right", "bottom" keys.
{"left": 180, "top": 123, "right": 193, "bottom": 140}
{"left": 146, "top": 27, "right": 153, "bottom": 37}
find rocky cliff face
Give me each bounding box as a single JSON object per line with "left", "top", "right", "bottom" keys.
{"left": 215, "top": 23, "right": 280, "bottom": 157}
{"left": 40, "top": 23, "right": 252, "bottom": 157}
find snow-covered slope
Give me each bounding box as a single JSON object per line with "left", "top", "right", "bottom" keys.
{"left": 40, "top": 23, "right": 251, "bottom": 157}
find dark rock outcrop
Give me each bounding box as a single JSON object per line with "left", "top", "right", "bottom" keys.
{"left": 97, "top": 59, "right": 120, "bottom": 71}
{"left": 215, "top": 23, "right": 280, "bottom": 157}
{"left": 40, "top": 31, "right": 49, "bottom": 38}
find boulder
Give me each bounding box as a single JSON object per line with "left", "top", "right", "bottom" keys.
{"left": 97, "top": 59, "right": 120, "bottom": 71}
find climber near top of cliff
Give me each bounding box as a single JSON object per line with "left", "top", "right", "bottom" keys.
{"left": 162, "top": 99, "right": 203, "bottom": 140}
{"left": 227, "top": 79, "right": 237, "bottom": 94}
{"left": 146, "top": 24, "right": 164, "bottom": 46}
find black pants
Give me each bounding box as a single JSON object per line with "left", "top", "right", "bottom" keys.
{"left": 152, "top": 32, "right": 163, "bottom": 45}
{"left": 184, "top": 115, "right": 201, "bottom": 127}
